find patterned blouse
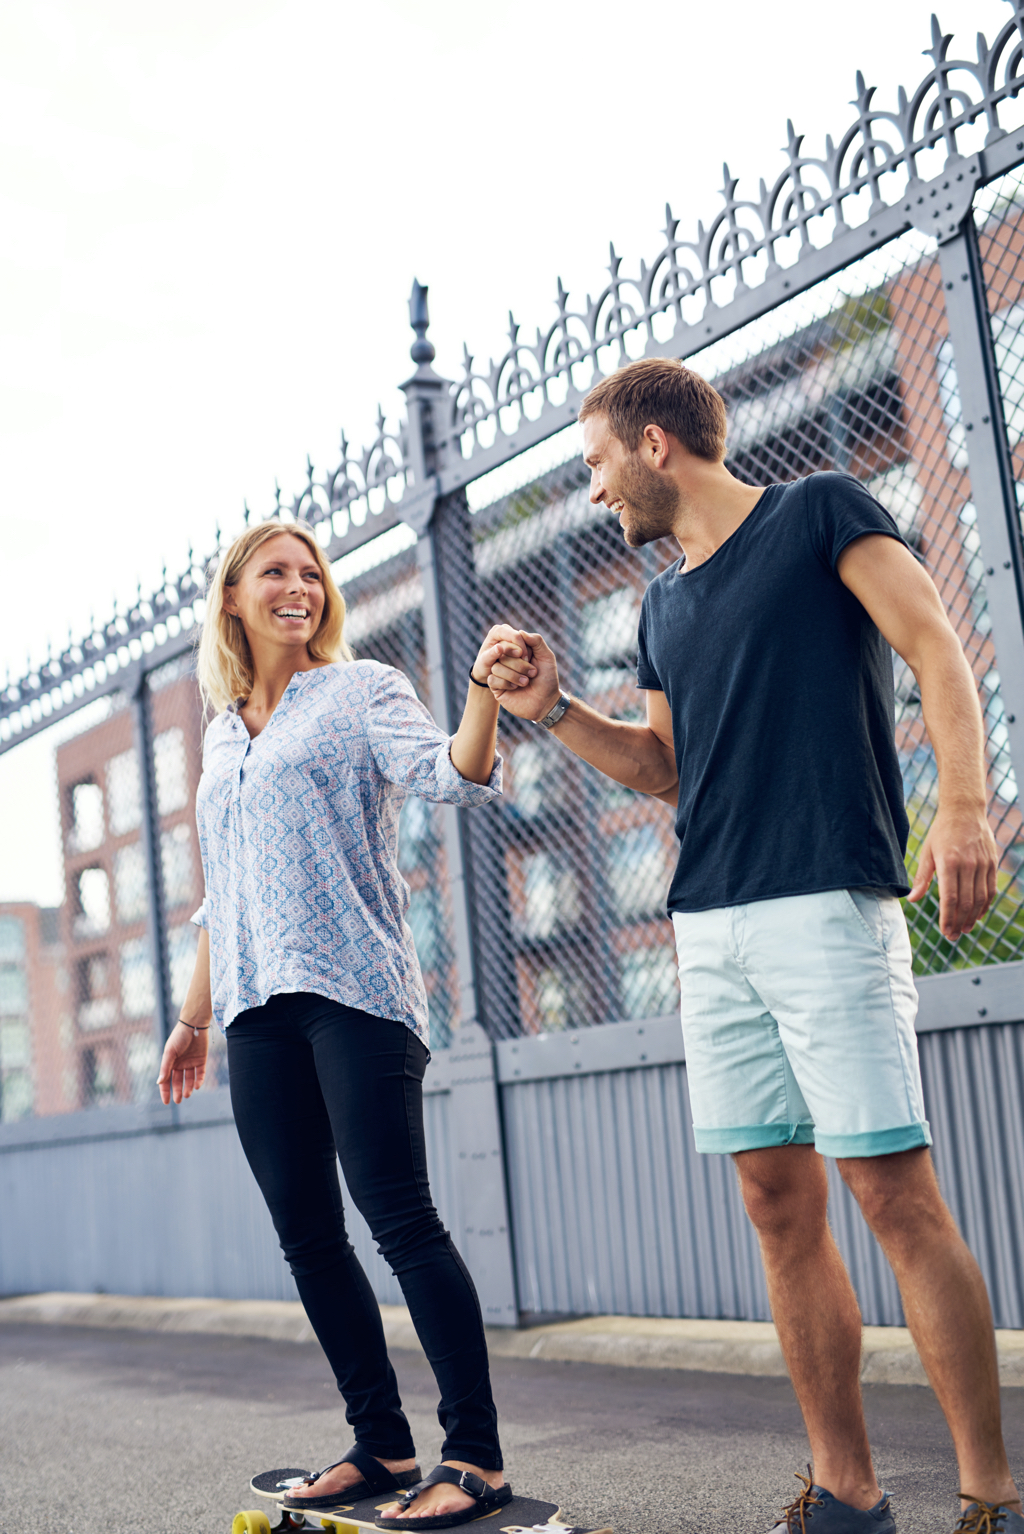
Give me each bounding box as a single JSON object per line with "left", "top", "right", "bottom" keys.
{"left": 191, "top": 660, "right": 501, "bottom": 1042}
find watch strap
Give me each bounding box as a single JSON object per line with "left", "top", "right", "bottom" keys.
{"left": 537, "top": 691, "right": 571, "bottom": 730}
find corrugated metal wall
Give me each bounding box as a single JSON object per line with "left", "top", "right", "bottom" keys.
{"left": 3, "top": 1019, "right": 1024, "bottom": 1329}
{"left": 0, "top": 1086, "right": 457, "bottom": 1307}
{"left": 499, "top": 1020, "right": 1024, "bottom": 1329}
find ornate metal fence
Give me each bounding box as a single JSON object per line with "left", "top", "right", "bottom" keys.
{"left": 3, "top": 1, "right": 1024, "bottom": 1325}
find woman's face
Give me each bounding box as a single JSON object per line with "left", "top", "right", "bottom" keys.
{"left": 223, "top": 532, "right": 326, "bottom": 655}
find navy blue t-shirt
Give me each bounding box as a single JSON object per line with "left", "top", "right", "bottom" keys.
{"left": 636, "top": 472, "right": 911, "bottom": 912}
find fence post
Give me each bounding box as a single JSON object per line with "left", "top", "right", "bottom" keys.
{"left": 399, "top": 283, "right": 519, "bottom": 1325}
{"left": 132, "top": 669, "right": 174, "bottom": 1060}
{"left": 934, "top": 202, "right": 1024, "bottom": 791}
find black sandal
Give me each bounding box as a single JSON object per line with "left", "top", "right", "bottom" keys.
{"left": 281, "top": 1444, "right": 422, "bottom": 1511}
{"left": 374, "top": 1466, "right": 512, "bottom": 1530}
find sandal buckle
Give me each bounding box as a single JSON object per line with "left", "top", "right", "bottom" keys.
{"left": 457, "top": 1471, "right": 485, "bottom": 1498}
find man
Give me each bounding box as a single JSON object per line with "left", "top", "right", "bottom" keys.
{"left": 487, "top": 358, "right": 1020, "bottom": 1534}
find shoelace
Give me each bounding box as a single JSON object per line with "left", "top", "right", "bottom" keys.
{"left": 775, "top": 1468, "right": 825, "bottom": 1534}
{"left": 956, "top": 1496, "right": 1012, "bottom": 1534}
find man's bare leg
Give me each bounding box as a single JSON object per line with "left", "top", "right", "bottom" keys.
{"left": 840, "top": 1147, "right": 1018, "bottom": 1514}
{"left": 734, "top": 1143, "right": 882, "bottom": 1510}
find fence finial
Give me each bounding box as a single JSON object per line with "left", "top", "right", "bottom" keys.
{"left": 409, "top": 279, "right": 436, "bottom": 366}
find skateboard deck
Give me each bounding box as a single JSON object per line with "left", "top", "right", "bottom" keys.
{"left": 237, "top": 1468, "right": 612, "bottom": 1534}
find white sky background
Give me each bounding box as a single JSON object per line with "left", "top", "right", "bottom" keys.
{"left": 0, "top": 0, "right": 1014, "bottom": 902}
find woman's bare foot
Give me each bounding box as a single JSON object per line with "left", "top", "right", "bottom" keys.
{"left": 286, "top": 1456, "right": 417, "bottom": 1503}
{"left": 377, "top": 1461, "right": 504, "bottom": 1522}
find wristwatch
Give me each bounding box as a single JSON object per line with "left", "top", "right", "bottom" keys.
{"left": 536, "top": 691, "right": 571, "bottom": 730}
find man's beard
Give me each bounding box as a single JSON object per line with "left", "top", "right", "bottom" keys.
{"left": 615, "top": 454, "right": 680, "bottom": 548}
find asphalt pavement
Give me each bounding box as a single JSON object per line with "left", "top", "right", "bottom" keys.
{"left": 2, "top": 1321, "right": 1021, "bottom": 1534}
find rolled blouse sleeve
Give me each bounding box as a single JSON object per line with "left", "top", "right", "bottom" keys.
{"left": 366, "top": 666, "right": 502, "bottom": 805}
{"left": 190, "top": 897, "right": 210, "bottom": 931}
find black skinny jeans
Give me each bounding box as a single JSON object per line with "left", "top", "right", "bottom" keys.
{"left": 227, "top": 992, "right": 502, "bottom": 1470}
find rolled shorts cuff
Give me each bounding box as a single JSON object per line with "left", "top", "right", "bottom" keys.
{"left": 814, "top": 1121, "right": 932, "bottom": 1158}
{"left": 693, "top": 1122, "right": 817, "bottom": 1154}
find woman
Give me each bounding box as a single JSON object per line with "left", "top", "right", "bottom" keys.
{"left": 157, "top": 518, "right": 533, "bottom": 1529}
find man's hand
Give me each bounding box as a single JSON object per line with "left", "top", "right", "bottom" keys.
{"left": 908, "top": 806, "right": 998, "bottom": 941}
{"left": 837, "top": 534, "right": 998, "bottom": 945}
{"left": 488, "top": 630, "right": 562, "bottom": 721}
{"left": 471, "top": 625, "right": 536, "bottom": 690}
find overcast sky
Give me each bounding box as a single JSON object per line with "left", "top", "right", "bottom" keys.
{"left": 0, "top": 0, "right": 1015, "bottom": 900}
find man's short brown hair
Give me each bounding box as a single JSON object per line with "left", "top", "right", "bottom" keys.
{"left": 578, "top": 358, "right": 727, "bottom": 461}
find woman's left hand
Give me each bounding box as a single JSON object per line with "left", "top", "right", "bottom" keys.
{"left": 471, "top": 625, "right": 537, "bottom": 693}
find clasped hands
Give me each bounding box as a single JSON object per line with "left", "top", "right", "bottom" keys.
{"left": 473, "top": 625, "right": 561, "bottom": 722}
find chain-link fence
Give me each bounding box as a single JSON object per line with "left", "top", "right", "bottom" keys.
{"left": 5, "top": 81, "right": 1024, "bottom": 1117}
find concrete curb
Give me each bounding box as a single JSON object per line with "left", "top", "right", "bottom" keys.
{"left": 3, "top": 1292, "right": 1023, "bottom": 1387}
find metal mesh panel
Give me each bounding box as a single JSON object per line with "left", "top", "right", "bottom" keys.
{"left": 0, "top": 694, "right": 166, "bottom": 1116}
{"left": 333, "top": 537, "right": 460, "bottom": 1050}
{"left": 471, "top": 461, "right": 681, "bottom": 1037}
{"left": 466, "top": 225, "right": 1024, "bottom": 1014}
{"left": 706, "top": 230, "right": 1023, "bottom": 974}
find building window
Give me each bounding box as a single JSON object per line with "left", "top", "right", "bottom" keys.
{"left": 67, "top": 780, "right": 105, "bottom": 852}
{"left": 533, "top": 966, "right": 587, "bottom": 1033}
{"left": 606, "top": 825, "right": 673, "bottom": 919}
{"left": 0, "top": 1067, "right": 33, "bottom": 1121}
{"left": 0, "top": 915, "right": 26, "bottom": 963}
{"left": 154, "top": 728, "right": 189, "bottom": 815}
{"left": 77, "top": 952, "right": 117, "bottom": 1031}
{"left": 127, "top": 1033, "right": 159, "bottom": 1104}
{"left": 81, "top": 1046, "right": 116, "bottom": 1106}
{"left": 398, "top": 796, "right": 433, "bottom": 872}
{"left": 0, "top": 1018, "right": 31, "bottom": 1069}
{"left": 113, "top": 842, "right": 149, "bottom": 923}
{"left": 509, "top": 737, "right": 563, "bottom": 821}
{"left": 119, "top": 937, "right": 156, "bottom": 1018}
{"left": 518, "top": 852, "right": 580, "bottom": 941}
{"left": 982, "top": 670, "right": 1019, "bottom": 805}
{"left": 161, "top": 823, "right": 195, "bottom": 908}
{"left": 0, "top": 967, "right": 28, "bottom": 1017}
{"left": 406, "top": 888, "right": 441, "bottom": 970}
{"left": 168, "top": 923, "right": 198, "bottom": 1008}
{"left": 74, "top": 867, "right": 112, "bottom": 937}
{"left": 579, "top": 587, "right": 641, "bottom": 661}
{"left": 619, "top": 945, "right": 680, "bottom": 1021}
{"left": 958, "top": 504, "right": 993, "bottom": 635}
{"left": 106, "top": 748, "right": 143, "bottom": 835}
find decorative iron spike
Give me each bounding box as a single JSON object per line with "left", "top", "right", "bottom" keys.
{"left": 243, "top": 501, "right": 250, "bottom": 525}
{"left": 409, "top": 278, "right": 436, "bottom": 366}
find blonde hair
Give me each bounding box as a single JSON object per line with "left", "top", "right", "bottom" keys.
{"left": 196, "top": 520, "right": 353, "bottom": 714}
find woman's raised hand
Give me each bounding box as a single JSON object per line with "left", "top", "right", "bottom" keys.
{"left": 156, "top": 1021, "right": 210, "bottom": 1105}
{"left": 472, "top": 624, "right": 537, "bottom": 692}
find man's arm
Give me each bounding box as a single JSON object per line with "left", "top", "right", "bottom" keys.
{"left": 836, "top": 533, "right": 997, "bottom": 941}
{"left": 489, "top": 631, "right": 678, "bottom": 801}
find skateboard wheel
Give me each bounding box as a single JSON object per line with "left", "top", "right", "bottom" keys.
{"left": 232, "top": 1513, "right": 273, "bottom": 1534}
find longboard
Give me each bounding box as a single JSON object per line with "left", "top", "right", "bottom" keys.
{"left": 235, "top": 1467, "right": 612, "bottom": 1534}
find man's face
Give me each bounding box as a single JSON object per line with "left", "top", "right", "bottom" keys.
{"left": 582, "top": 412, "right": 679, "bottom": 549}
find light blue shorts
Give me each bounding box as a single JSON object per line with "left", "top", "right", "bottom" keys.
{"left": 672, "top": 888, "right": 932, "bottom": 1159}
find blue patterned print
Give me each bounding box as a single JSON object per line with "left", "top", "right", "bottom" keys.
{"left": 192, "top": 660, "right": 501, "bottom": 1042}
